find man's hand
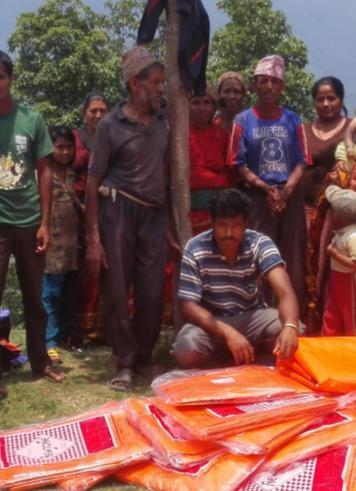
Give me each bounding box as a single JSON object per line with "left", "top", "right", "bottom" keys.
{"left": 224, "top": 327, "right": 255, "bottom": 365}
{"left": 86, "top": 240, "right": 108, "bottom": 278}
{"left": 36, "top": 224, "right": 50, "bottom": 254}
{"left": 273, "top": 325, "right": 298, "bottom": 360}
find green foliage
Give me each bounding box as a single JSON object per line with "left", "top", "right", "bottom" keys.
{"left": 8, "top": 0, "right": 121, "bottom": 127}
{"left": 208, "top": 0, "right": 315, "bottom": 120}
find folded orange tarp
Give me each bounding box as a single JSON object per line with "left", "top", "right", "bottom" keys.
{"left": 147, "top": 394, "right": 337, "bottom": 441}
{"left": 152, "top": 365, "right": 311, "bottom": 406}
{"left": 277, "top": 336, "right": 356, "bottom": 394}
{"left": 116, "top": 452, "right": 264, "bottom": 491}
{"left": 220, "top": 413, "right": 319, "bottom": 455}
{"left": 124, "top": 398, "right": 222, "bottom": 468}
{"left": 242, "top": 443, "right": 356, "bottom": 491}
{"left": 264, "top": 408, "right": 356, "bottom": 472}
{"left": 0, "top": 402, "right": 151, "bottom": 491}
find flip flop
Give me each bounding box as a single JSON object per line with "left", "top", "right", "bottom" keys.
{"left": 108, "top": 368, "right": 133, "bottom": 391}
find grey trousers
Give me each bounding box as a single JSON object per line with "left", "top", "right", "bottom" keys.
{"left": 245, "top": 187, "right": 306, "bottom": 310}
{"left": 173, "top": 307, "right": 303, "bottom": 368}
{"left": 100, "top": 194, "right": 167, "bottom": 368}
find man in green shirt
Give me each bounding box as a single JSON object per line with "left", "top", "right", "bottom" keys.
{"left": 0, "top": 51, "right": 64, "bottom": 398}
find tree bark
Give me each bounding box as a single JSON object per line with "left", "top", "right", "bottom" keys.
{"left": 165, "top": 0, "right": 192, "bottom": 247}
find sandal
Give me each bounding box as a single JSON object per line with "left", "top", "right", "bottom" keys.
{"left": 108, "top": 367, "right": 133, "bottom": 391}
{"left": 47, "top": 348, "right": 62, "bottom": 364}
{"left": 40, "top": 365, "right": 65, "bottom": 383}
{"left": 134, "top": 362, "right": 165, "bottom": 379}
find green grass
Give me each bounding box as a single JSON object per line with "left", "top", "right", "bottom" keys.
{"left": 0, "top": 263, "right": 175, "bottom": 490}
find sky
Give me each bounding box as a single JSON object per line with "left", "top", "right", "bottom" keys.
{"left": 1, "top": 0, "right": 355, "bottom": 112}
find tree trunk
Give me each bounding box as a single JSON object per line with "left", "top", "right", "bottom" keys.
{"left": 165, "top": 0, "right": 192, "bottom": 246}
{"left": 165, "top": 0, "right": 191, "bottom": 331}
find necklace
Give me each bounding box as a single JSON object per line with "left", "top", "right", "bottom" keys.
{"left": 312, "top": 117, "right": 346, "bottom": 141}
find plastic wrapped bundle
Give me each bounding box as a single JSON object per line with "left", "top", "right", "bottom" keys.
{"left": 220, "top": 414, "right": 319, "bottom": 455}
{"left": 124, "top": 398, "right": 223, "bottom": 468}
{"left": 146, "top": 394, "right": 337, "bottom": 441}
{"left": 242, "top": 444, "right": 356, "bottom": 490}
{"left": 277, "top": 336, "right": 356, "bottom": 393}
{"left": 0, "top": 402, "right": 151, "bottom": 490}
{"left": 263, "top": 408, "right": 356, "bottom": 473}
{"left": 116, "top": 452, "right": 264, "bottom": 491}
{"left": 152, "top": 365, "right": 311, "bottom": 406}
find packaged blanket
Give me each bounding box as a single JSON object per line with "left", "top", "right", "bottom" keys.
{"left": 152, "top": 365, "right": 311, "bottom": 406}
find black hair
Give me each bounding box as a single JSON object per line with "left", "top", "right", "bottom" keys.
{"left": 311, "top": 76, "right": 344, "bottom": 101}
{"left": 48, "top": 125, "right": 75, "bottom": 145}
{"left": 209, "top": 189, "right": 251, "bottom": 221}
{"left": 311, "top": 76, "right": 347, "bottom": 116}
{"left": 126, "top": 62, "right": 165, "bottom": 94}
{"left": 0, "top": 51, "right": 13, "bottom": 77}
{"left": 82, "top": 91, "right": 109, "bottom": 114}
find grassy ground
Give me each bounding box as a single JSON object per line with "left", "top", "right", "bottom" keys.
{"left": 0, "top": 263, "right": 175, "bottom": 490}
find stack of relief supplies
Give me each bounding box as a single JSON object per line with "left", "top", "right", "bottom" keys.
{"left": 1, "top": 336, "right": 356, "bottom": 490}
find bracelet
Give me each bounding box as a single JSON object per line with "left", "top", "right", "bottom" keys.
{"left": 283, "top": 322, "right": 298, "bottom": 331}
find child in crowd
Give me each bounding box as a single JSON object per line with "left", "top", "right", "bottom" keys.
{"left": 345, "top": 117, "right": 356, "bottom": 162}
{"left": 322, "top": 171, "right": 356, "bottom": 336}
{"left": 42, "top": 126, "right": 80, "bottom": 363}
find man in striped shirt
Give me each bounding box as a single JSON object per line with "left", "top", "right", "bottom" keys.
{"left": 174, "top": 188, "right": 302, "bottom": 367}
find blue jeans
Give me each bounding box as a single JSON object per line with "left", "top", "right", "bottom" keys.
{"left": 42, "top": 272, "right": 78, "bottom": 349}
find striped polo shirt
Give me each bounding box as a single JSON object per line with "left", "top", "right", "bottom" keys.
{"left": 178, "top": 229, "right": 284, "bottom": 316}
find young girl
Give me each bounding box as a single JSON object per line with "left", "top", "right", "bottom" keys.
{"left": 322, "top": 175, "right": 356, "bottom": 336}
{"left": 42, "top": 126, "right": 80, "bottom": 362}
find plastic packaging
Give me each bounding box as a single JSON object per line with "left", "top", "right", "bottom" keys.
{"left": 264, "top": 408, "right": 356, "bottom": 472}
{"left": 148, "top": 393, "right": 337, "bottom": 441}
{"left": 242, "top": 444, "right": 356, "bottom": 490}
{"left": 152, "top": 365, "right": 311, "bottom": 406}
{"left": 277, "top": 336, "right": 356, "bottom": 394}
{"left": 116, "top": 452, "right": 264, "bottom": 491}
{"left": 0, "top": 402, "right": 151, "bottom": 490}
{"left": 124, "top": 397, "right": 223, "bottom": 468}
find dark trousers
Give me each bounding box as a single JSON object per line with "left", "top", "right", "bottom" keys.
{"left": 0, "top": 226, "right": 50, "bottom": 374}
{"left": 246, "top": 187, "right": 306, "bottom": 310}
{"left": 100, "top": 195, "right": 167, "bottom": 368}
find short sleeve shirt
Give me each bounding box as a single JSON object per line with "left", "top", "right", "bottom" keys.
{"left": 229, "top": 107, "right": 310, "bottom": 185}
{"left": 89, "top": 103, "right": 169, "bottom": 206}
{"left": 331, "top": 224, "right": 356, "bottom": 273}
{"left": 178, "top": 229, "right": 284, "bottom": 316}
{"left": 0, "top": 104, "right": 53, "bottom": 226}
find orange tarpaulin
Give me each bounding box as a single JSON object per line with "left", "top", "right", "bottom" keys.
{"left": 265, "top": 408, "right": 356, "bottom": 472}
{"left": 0, "top": 402, "right": 151, "bottom": 491}
{"left": 116, "top": 452, "right": 264, "bottom": 491}
{"left": 277, "top": 336, "right": 356, "bottom": 393}
{"left": 146, "top": 394, "right": 337, "bottom": 441}
{"left": 152, "top": 365, "right": 311, "bottom": 406}
{"left": 242, "top": 444, "right": 356, "bottom": 490}
{"left": 124, "top": 398, "right": 222, "bottom": 468}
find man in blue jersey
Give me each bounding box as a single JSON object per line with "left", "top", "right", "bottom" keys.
{"left": 229, "top": 55, "right": 310, "bottom": 311}
{"left": 173, "top": 189, "right": 302, "bottom": 368}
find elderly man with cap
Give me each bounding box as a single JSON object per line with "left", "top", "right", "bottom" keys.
{"left": 229, "top": 55, "right": 310, "bottom": 310}
{"left": 85, "top": 46, "right": 168, "bottom": 390}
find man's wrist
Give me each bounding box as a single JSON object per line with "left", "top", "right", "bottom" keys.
{"left": 283, "top": 322, "right": 298, "bottom": 332}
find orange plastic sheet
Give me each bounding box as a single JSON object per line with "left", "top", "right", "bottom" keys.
{"left": 265, "top": 408, "right": 356, "bottom": 472}
{"left": 149, "top": 393, "right": 337, "bottom": 440}
{"left": 277, "top": 336, "right": 356, "bottom": 394}
{"left": 220, "top": 413, "right": 319, "bottom": 455}
{"left": 124, "top": 398, "right": 223, "bottom": 468}
{"left": 242, "top": 444, "right": 356, "bottom": 491}
{"left": 116, "top": 452, "right": 264, "bottom": 491}
{"left": 152, "top": 365, "right": 312, "bottom": 406}
{"left": 0, "top": 402, "right": 151, "bottom": 490}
